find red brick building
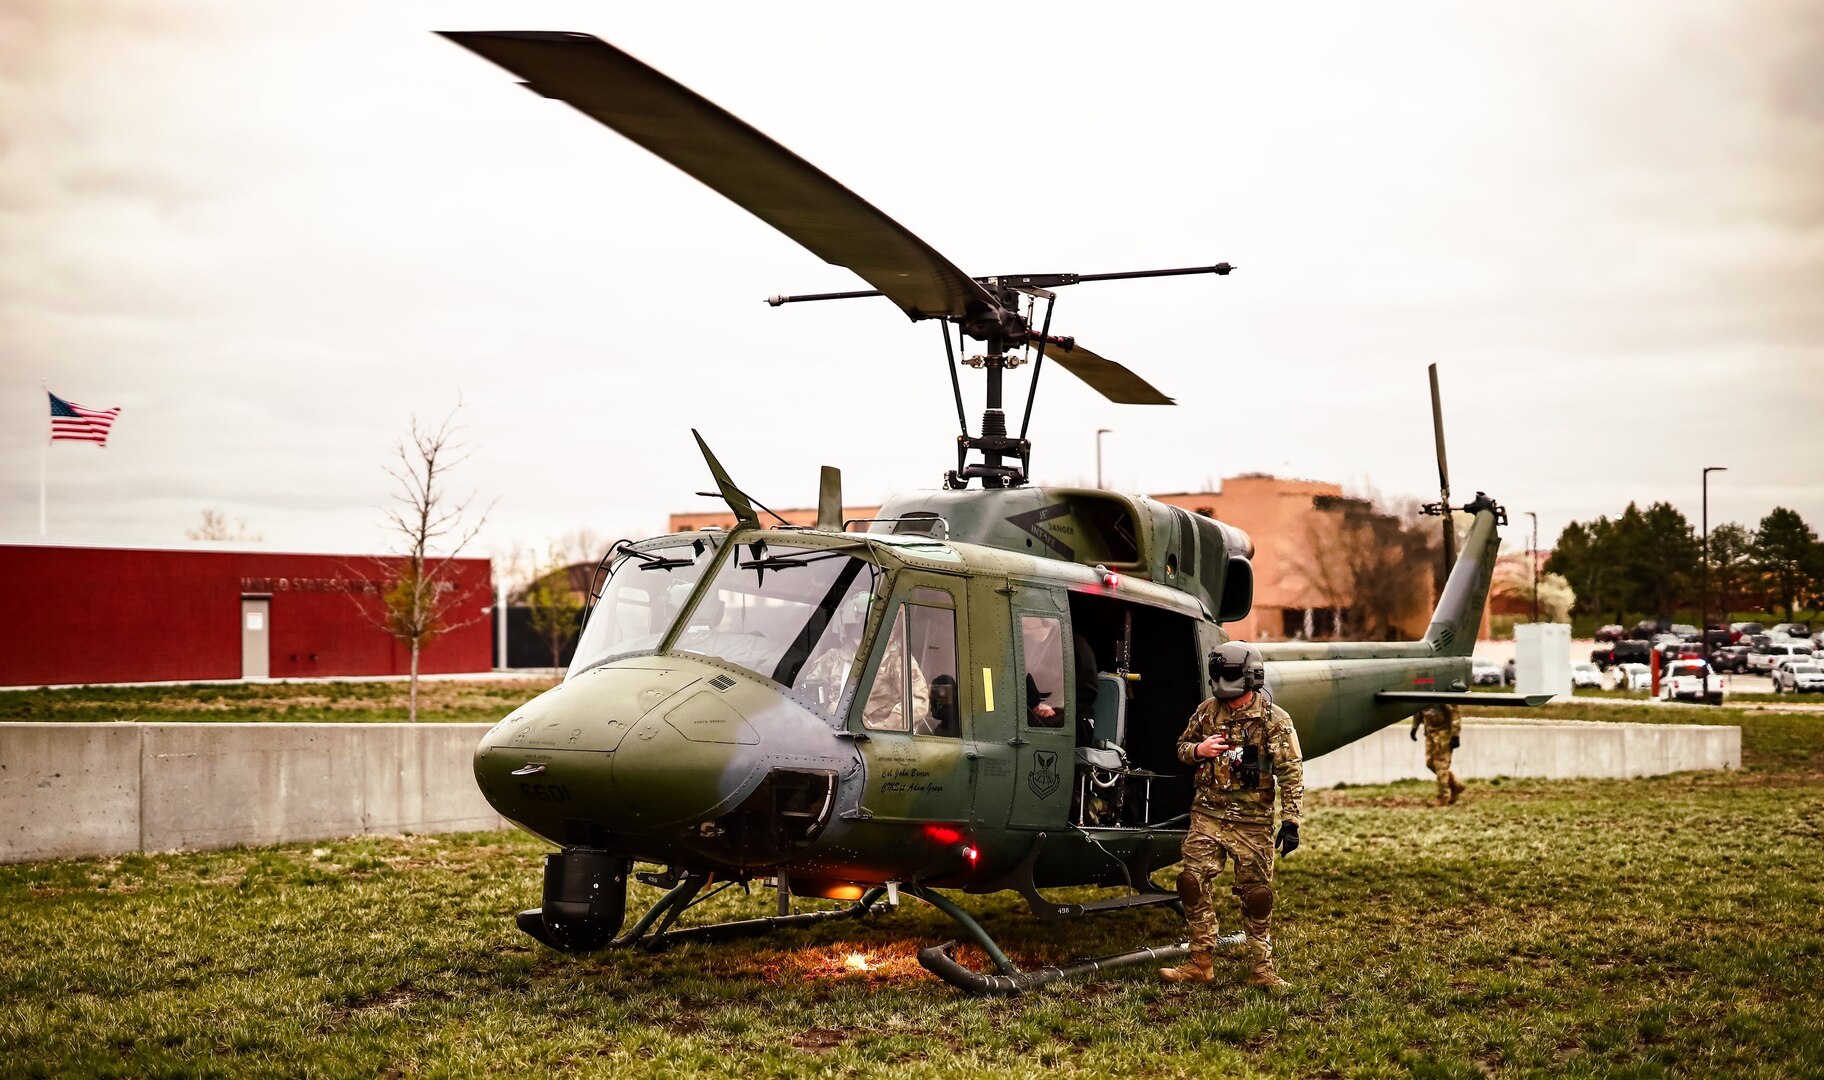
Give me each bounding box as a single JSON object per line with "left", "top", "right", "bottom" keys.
{"left": 0, "top": 545, "right": 493, "bottom": 686}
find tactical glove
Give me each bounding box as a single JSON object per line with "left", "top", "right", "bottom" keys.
{"left": 1275, "top": 821, "right": 1300, "bottom": 857}
{"left": 1449, "top": 736, "right": 1460, "bottom": 750}
{"left": 1409, "top": 720, "right": 1419, "bottom": 741}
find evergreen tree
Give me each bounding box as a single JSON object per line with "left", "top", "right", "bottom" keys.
{"left": 1705, "top": 522, "right": 1754, "bottom": 620}
{"left": 1755, "top": 508, "right": 1819, "bottom": 619}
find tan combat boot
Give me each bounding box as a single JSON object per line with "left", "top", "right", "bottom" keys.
{"left": 1448, "top": 775, "right": 1466, "bottom": 805}
{"left": 1247, "top": 960, "right": 1290, "bottom": 991}
{"left": 1159, "top": 952, "right": 1214, "bottom": 984}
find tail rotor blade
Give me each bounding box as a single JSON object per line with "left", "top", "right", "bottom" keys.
{"left": 1428, "top": 363, "right": 1456, "bottom": 568}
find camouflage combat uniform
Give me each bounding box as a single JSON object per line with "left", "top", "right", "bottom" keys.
{"left": 1171, "top": 692, "right": 1303, "bottom": 980}
{"left": 1418, "top": 705, "right": 1464, "bottom": 806}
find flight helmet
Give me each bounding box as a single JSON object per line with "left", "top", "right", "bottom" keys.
{"left": 1208, "top": 641, "right": 1266, "bottom": 700}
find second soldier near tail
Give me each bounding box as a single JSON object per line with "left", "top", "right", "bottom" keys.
{"left": 1160, "top": 641, "right": 1303, "bottom": 989}
{"left": 1411, "top": 704, "right": 1464, "bottom": 806}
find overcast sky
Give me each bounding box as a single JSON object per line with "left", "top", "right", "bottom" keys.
{"left": 4, "top": 1, "right": 1820, "bottom": 566}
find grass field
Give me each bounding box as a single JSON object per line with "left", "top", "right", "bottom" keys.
{"left": 0, "top": 678, "right": 557, "bottom": 725}
{"left": 2, "top": 701, "right": 1821, "bottom": 1076}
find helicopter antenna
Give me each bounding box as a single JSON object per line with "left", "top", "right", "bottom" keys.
{"left": 691, "top": 428, "right": 790, "bottom": 528}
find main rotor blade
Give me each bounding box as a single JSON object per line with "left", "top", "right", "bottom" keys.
{"left": 440, "top": 31, "right": 998, "bottom": 322}
{"left": 1029, "top": 334, "right": 1174, "bottom": 405}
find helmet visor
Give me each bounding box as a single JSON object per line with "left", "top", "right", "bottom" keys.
{"left": 1211, "top": 655, "right": 1251, "bottom": 682}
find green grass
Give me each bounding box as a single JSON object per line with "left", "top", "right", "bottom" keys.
{"left": 2, "top": 706, "right": 1821, "bottom": 1076}
{"left": 0, "top": 679, "right": 555, "bottom": 725}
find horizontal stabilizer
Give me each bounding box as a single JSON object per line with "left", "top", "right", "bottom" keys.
{"left": 1376, "top": 691, "right": 1554, "bottom": 707}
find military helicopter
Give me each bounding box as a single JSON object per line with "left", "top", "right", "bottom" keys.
{"left": 443, "top": 31, "right": 1544, "bottom": 994}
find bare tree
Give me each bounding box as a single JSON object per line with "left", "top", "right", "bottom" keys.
{"left": 1291, "top": 493, "right": 1440, "bottom": 641}
{"left": 372, "top": 405, "right": 492, "bottom": 721}
{"left": 187, "top": 508, "right": 262, "bottom": 542}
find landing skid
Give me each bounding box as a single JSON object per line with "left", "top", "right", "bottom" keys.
{"left": 978, "top": 831, "right": 1182, "bottom": 920}
{"left": 903, "top": 882, "right": 1246, "bottom": 995}
{"left": 614, "top": 874, "right": 888, "bottom": 952}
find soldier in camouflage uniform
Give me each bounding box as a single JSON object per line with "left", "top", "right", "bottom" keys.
{"left": 1411, "top": 704, "right": 1464, "bottom": 806}
{"left": 1160, "top": 641, "right": 1304, "bottom": 990}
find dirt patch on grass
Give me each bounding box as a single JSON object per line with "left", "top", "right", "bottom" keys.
{"left": 791, "top": 1027, "right": 850, "bottom": 1053}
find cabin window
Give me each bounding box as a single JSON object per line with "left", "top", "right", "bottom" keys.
{"left": 567, "top": 540, "right": 713, "bottom": 678}
{"left": 862, "top": 593, "right": 959, "bottom": 737}
{"left": 1021, "top": 615, "right": 1067, "bottom": 728}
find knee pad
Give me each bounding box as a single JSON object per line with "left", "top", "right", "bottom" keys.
{"left": 1236, "top": 883, "right": 1274, "bottom": 920}
{"left": 1176, "top": 870, "right": 1204, "bottom": 906}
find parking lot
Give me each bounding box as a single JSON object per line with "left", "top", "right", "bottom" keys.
{"left": 1472, "top": 639, "right": 1794, "bottom": 697}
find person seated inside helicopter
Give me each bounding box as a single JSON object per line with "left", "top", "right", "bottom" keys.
{"left": 800, "top": 593, "right": 938, "bottom": 733}
{"left": 799, "top": 593, "right": 870, "bottom": 714}
{"left": 1021, "top": 618, "right": 1099, "bottom": 744}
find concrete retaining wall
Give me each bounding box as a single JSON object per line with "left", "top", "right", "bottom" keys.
{"left": 2, "top": 717, "right": 1743, "bottom": 864}
{"left": 1305, "top": 717, "right": 1741, "bottom": 789}
{"left": 0, "top": 723, "right": 503, "bottom": 864}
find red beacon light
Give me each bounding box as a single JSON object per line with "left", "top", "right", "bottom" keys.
{"left": 1095, "top": 563, "right": 1119, "bottom": 589}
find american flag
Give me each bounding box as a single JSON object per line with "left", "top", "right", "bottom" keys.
{"left": 49, "top": 392, "right": 121, "bottom": 446}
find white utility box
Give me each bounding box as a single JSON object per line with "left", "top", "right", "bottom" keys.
{"left": 1514, "top": 622, "right": 1572, "bottom": 698}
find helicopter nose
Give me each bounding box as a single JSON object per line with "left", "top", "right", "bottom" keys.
{"left": 476, "top": 658, "right": 852, "bottom": 858}
{"left": 609, "top": 683, "right": 765, "bottom": 830}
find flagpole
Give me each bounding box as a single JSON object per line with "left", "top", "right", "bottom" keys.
{"left": 40, "top": 381, "right": 48, "bottom": 537}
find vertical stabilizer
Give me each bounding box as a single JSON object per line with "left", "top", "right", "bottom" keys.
{"left": 1423, "top": 495, "right": 1503, "bottom": 656}
{"left": 817, "top": 466, "right": 842, "bottom": 531}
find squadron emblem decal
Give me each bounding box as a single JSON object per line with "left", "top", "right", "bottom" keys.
{"left": 1028, "top": 750, "right": 1060, "bottom": 799}
{"left": 1006, "top": 504, "right": 1076, "bottom": 561}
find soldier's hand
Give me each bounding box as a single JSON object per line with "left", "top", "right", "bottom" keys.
{"left": 1275, "top": 821, "right": 1300, "bottom": 857}
{"left": 1197, "top": 734, "right": 1230, "bottom": 759}
{"left": 1449, "top": 736, "right": 1460, "bottom": 750}
{"left": 1409, "top": 723, "right": 1419, "bottom": 741}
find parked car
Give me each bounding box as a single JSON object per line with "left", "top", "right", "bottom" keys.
{"left": 1730, "top": 621, "right": 1764, "bottom": 637}
{"left": 1628, "top": 620, "right": 1664, "bottom": 641}
{"left": 1670, "top": 623, "right": 1700, "bottom": 642}
{"left": 1771, "top": 622, "right": 1811, "bottom": 638}
{"left": 1659, "top": 659, "right": 1722, "bottom": 704}
{"left": 1570, "top": 662, "right": 1604, "bottom": 689}
{"left": 1594, "top": 624, "right": 1626, "bottom": 643}
{"left": 1773, "top": 662, "right": 1824, "bottom": 694}
{"left": 1709, "top": 645, "right": 1753, "bottom": 673}
{"left": 1471, "top": 659, "right": 1503, "bottom": 686}
{"left": 1653, "top": 640, "right": 1703, "bottom": 665}
{"left": 1748, "top": 642, "right": 1815, "bottom": 674}
{"left": 1612, "top": 662, "right": 1652, "bottom": 691}
{"left": 1591, "top": 640, "right": 1651, "bottom": 671}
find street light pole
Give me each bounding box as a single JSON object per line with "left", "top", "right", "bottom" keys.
{"left": 1095, "top": 428, "right": 1112, "bottom": 489}
{"left": 1702, "top": 466, "right": 1727, "bottom": 700}
{"left": 1525, "top": 512, "right": 1539, "bottom": 624}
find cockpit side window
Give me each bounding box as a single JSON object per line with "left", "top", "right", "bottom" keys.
{"left": 861, "top": 588, "right": 959, "bottom": 737}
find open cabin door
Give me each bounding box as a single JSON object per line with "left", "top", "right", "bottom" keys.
{"left": 1006, "top": 586, "right": 1078, "bottom": 830}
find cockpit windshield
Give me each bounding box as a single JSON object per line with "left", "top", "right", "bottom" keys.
{"left": 566, "top": 539, "right": 714, "bottom": 679}
{"left": 672, "top": 542, "right": 880, "bottom": 717}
